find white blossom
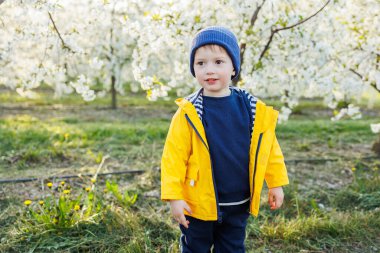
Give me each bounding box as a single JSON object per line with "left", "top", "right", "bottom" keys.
{"left": 370, "top": 123, "right": 380, "bottom": 134}
{"left": 0, "top": 0, "right": 379, "bottom": 120}
{"left": 332, "top": 104, "right": 362, "bottom": 121}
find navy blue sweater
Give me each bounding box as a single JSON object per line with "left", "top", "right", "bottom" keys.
{"left": 202, "top": 89, "right": 251, "bottom": 203}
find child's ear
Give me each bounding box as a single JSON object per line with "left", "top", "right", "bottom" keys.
{"left": 232, "top": 70, "right": 236, "bottom": 76}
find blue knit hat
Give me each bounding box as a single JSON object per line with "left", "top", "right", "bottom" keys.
{"left": 190, "top": 26, "right": 240, "bottom": 80}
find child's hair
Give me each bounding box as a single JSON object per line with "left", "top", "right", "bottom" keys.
{"left": 199, "top": 44, "right": 226, "bottom": 53}
{"left": 189, "top": 26, "right": 241, "bottom": 80}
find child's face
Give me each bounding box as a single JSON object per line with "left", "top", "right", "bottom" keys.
{"left": 193, "top": 45, "right": 235, "bottom": 97}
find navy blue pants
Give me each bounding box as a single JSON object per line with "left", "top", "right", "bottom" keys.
{"left": 179, "top": 202, "right": 250, "bottom": 253}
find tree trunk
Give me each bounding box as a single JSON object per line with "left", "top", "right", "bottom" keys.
{"left": 111, "top": 74, "right": 117, "bottom": 109}
{"left": 232, "top": 43, "right": 246, "bottom": 86}
{"left": 109, "top": 5, "right": 117, "bottom": 109}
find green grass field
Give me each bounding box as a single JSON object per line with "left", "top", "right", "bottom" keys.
{"left": 0, "top": 89, "right": 379, "bottom": 252}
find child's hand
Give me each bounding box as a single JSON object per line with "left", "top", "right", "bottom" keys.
{"left": 268, "top": 187, "right": 284, "bottom": 210}
{"left": 170, "top": 200, "right": 192, "bottom": 228}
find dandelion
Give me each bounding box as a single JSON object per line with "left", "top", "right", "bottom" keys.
{"left": 64, "top": 133, "right": 70, "bottom": 140}
{"left": 85, "top": 187, "right": 91, "bottom": 192}
{"left": 60, "top": 181, "right": 65, "bottom": 186}
{"left": 39, "top": 200, "right": 44, "bottom": 206}
{"left": 91, "top": 178, "right": 96, "bottom": 183}
{"left": 74, "top": 204, "right": 81, "bottom": 211}
{"left": 63, "top": 189, "right": 71, "bottom": 195}
{"left": 351, "top": 167, "right": 356, "bottom": 172}
{"left": 24, "top": 200, "right": 32, "bottom": 206}
{"left": 47, "top": 182, "right": 53, "bottom": 188}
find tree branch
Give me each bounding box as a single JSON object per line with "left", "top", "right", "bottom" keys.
{"left": 250, "top": 0, "right": 266, "bottom": 27}
{"left": 350, "top": 68, "right": 363, "bottom": 79}
{"left": 234, "top": 0, "right": 267, "bottom": 84}
{"left": 48, "top": 11, "right": 75, "bottom": 53}
{"left": 258, "top": 0, "right": 331, "bottom": 63}
{"left": 350, "top": 68, "right": 380, "bottom": 93}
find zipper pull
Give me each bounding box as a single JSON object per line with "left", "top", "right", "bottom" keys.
{"left": 189, "top": 180, "right": 195, "bottom": 187}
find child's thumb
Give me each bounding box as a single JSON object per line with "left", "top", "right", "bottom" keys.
{"left": 183, "top": 202, "right": 192, "bottom": 214}
{"left": 268, "top": 193, "right": 274, "bottom": 206}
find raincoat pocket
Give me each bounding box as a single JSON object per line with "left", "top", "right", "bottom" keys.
{"left": 183, "top": 167, "right": 199, "bottom": 202}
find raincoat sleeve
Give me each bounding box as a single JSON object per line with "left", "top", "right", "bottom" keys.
{"left": 161, "top": 109, "right": 192, "bottom": 201}
{"left": 264, "top": 134, "right": 289, "bottom": 188}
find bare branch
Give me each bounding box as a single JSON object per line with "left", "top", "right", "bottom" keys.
{"left": 48, "top": 11, "right": 75, "bottom": 53}
{"left": 258, "top": 0, "right": 331, "bottom": 63}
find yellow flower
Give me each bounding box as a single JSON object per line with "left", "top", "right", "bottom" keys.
{"left": 47, "top": 182, "right": 53, "bottom": 188}
{"left": 146, "top": 89, "right": 152, "bottom": 99}
{"left": 103, "top": 188, "right": 108, "bottom": 193}
{"left": 24, "top": 200, "right": 32, "bottom": 206}
{"left": 351, "top": 167, "right": 356, "bottom": 172}
{"left": 85, "top": 187, "right": 91, "bottom": 192}
{"left": 63, "top": 189, "right": 71, "bottom": 194}
{"left": 74, "top": 204, "right": 80, "bottom": 211}
{"left": 91, "top": 178, "right": 96, "bottom": 184}
{"left": 60, "top": 181, "right": 65, "bottom": 186}
{"left": 39, "top": 200, "right": 44, "bottom": 206}
{"left": 64, "top": 133, "right": 70, "bottom": 140}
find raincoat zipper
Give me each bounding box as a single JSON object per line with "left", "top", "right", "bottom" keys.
{"left": 185, "top": 114, "right": 222, "bottom": 222}
{"left": 250, "top": 132, "right": 263, "bottom": 212}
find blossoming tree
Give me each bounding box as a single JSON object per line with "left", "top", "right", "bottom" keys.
{"left": 0, "top": 0, "right": 147, "bottom": 108}
{"left": 1, "top": 0, "right": 379, "bottom": 117}
{"left": 132, "top": 0, "right": 379, "bottom": 120}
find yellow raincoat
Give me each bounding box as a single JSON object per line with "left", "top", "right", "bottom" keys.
{"left": 161, "top": 96, "right": 289, "bottom": 220}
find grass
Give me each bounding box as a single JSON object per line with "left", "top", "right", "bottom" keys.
{"left": 0, "top": 114, "right": 169, "bottom": 177}
{"left": 1, "top": 99, "right": 377, "bottom": 175}
{"left": 1, "top": 88, "right": 380, "bottom": 252}
{"left": 1, "top": 163, "right": 378, "bottom": 252}
{"left": 1, "top": 209, "right": 178, "bottom": 253}
{"left": 247, "top": 210, "right": 380, "bottom": 252}
{"left": 0, "top": 87, "right": 175, "bottom": 108}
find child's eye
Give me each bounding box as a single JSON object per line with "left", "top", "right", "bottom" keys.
{"left": 216, "top": 60, "right": 224, "bottom": 64}
{"left": 196, "top": 61, "right": 204, "bottom": 66}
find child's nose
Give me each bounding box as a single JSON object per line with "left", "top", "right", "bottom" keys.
{"left": 205, "top": 65, "right": 216, "bottom": 75}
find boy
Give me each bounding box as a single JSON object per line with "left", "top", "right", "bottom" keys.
{"left": 161, "top": 26, "right": 289, "bottom": 253}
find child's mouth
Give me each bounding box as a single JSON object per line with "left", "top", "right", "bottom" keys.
{"left": 206, "top": 78, "right": 218, "bottom": 84}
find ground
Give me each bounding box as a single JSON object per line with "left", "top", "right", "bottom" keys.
{"left": 0, "top": 89, "right": 379, "bottom": 252}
